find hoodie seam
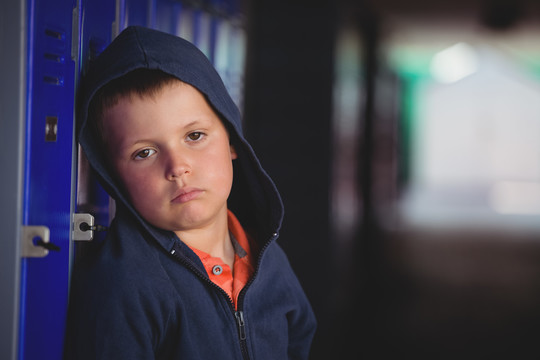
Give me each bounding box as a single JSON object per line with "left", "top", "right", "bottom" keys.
{"left": 133, "top": 27, "right": 150, "bottom": 67}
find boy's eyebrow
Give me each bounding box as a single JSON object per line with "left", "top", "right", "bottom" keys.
{"left": 182, "top": 120, "right": 202, "bottom": 129}
{"left": 121, "top": 119, "right": 211, "bottom": 148}
{"left": 182, "top": 117, "right": 215, "bottom": 129}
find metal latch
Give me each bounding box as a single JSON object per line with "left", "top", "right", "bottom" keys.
{"left": 73, "top": 213, "right": 95, "bottom": 241}
{"left": 22, "top": 225, "right": 58, "bottom": 258}
{"left": 73, "top": 213, "right": 108, "bottom": 241}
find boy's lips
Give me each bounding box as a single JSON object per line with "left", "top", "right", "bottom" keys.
{"left": 171, "top": 187, "right": 203, "bottom": 204}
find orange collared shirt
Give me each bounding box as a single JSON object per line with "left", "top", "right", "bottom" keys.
{"left": 189, "top": 210, "right": 255, "bottom": 309}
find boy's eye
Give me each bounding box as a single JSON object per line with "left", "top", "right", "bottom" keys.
{"left": 187, "top": 132, "right": 204, "bottom": 141}
{"left": 134, "top": 148, "right": 156, "bottom": 160}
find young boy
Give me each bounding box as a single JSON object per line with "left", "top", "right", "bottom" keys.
{"left": 64, "top": 26, "right": 316, "bottom": 359}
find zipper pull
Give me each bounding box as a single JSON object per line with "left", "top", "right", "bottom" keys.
{"left": 235, "top": 311, "right": 247, "bottom": 340}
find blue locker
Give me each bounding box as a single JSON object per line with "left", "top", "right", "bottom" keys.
{"left": 123, "top": 0, "right": 153, "bottom": 28}
{"left": 16, "top": 0, "right": 115, "bottom": 359}
{"left": 18, "top": 0, "right": 77, "bottom": 359}
{"left": 4, "top": 1, "right": 247, "bottom": 359}
{"left": 74, "top": 0, "right": 116, "bottom": 238}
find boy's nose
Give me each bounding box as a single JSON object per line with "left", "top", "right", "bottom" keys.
{"left": 165, "top": 152, "right": 190, "bottom": 180}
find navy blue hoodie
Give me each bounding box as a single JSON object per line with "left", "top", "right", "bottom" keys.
{"left": 64, "top": 26, "right": 316, "bottom": 359}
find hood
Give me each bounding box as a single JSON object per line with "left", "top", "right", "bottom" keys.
{"left": 78, "top": 26, "right": 283, "bottom": 251}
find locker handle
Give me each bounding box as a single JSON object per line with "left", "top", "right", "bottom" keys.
{"left": 35, "top": 239, "right": 60, "bottom": 252}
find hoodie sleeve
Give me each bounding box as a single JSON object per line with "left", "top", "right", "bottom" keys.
{"left": 64, "top": 223, "right": 178, "bottom": 360}
{"left": 64, "top": 273, "right": 156, "bottom": 359}
{"left": 286, "top": 272, "right": 317, "bottom": 360}
{"left": 245, "top": 242, "right": 317, "bottom": 360}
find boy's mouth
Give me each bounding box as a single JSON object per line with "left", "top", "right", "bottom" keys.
{"left": 171, "top": 187, "right": 203, "bottom": 204}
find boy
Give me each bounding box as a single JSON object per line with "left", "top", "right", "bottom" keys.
{"left": 64, "top": 26, "right": 316, "bottom": 359}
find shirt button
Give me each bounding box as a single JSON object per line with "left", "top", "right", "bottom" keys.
{"left": 212, "top": 265, "right": 223, "bottom": 275}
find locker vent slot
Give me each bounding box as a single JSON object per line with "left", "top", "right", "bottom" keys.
{"left": 44, "top": 28, "right": 65, "bottom": 41}
{"left": 43, "top": 75, "right": 64, "bottom": 86}
{"left": 44, "top": 52, "right": 65, "bottom": 63}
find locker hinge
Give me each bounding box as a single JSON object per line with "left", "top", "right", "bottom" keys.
{"left": 22, "top": 225, "right": 55, "bottom": 258}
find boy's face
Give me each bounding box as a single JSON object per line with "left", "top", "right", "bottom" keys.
{"left": 102, "top": 81, "right": 237, "bottom": 234}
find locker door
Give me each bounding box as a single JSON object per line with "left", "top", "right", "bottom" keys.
{"left": 18, "top": 0, "right": 78, "bottom": 359}
{"left": 74, "top": 0, "right": 116, "bottom": 234}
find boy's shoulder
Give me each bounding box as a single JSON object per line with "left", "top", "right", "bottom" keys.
{"left": 73, "top": 216, "right": 171, "bottom": 292}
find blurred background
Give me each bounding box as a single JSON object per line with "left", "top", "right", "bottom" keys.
{"left": 2, "top": 0, "right": 540, "bottom": 359}
{"left": 245, "top": 0, "right": 540, "bottom": 359}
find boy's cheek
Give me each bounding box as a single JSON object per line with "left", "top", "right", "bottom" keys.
{"left": 114, "top": 166, "right": 145, "bottom": 198}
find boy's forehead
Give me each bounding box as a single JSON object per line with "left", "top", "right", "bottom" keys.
{"left": 101, "top": 80, "right": 222, "bottom": 129}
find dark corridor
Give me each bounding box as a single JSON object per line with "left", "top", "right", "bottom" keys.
{"left": 244, "top": 0, "right": 540, "bottom": 359}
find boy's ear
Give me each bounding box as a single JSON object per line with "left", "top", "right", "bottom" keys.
{"left": 230, "top": 145, "right": 238, "bottom": 160}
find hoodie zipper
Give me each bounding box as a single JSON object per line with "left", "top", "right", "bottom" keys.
{"left": 234, "top": 310, "right": 247, "bottom": 356}
{"left": 170, "top": 231, "right": 278, "bottom": 360}
{"left": 230, "top": 232, "right": 278, "bottom": 359}
{"left": 171, "top": 246, "right": 251, "bottom": 359}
